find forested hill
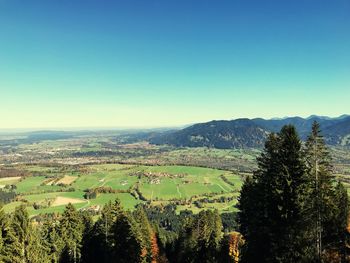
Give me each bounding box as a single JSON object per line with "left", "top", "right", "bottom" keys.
{"left": 149, "top": 115, "right": 350, "bottom": 148}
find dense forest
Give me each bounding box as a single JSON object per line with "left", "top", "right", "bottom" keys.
{"left": 239, "top": 123, "right": 349, "bottom": 262}
{"left": 0, "top": 122, "right": 349, "bottom": 262}
{"left": 0, "top": 202, "right": 240, "bottom": 263}
{"left": 150, "top": 116, "right": 350, "bottom": 148}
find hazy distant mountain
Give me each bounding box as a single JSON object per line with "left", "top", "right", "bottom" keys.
{"left": 150, "top": 119, "right": 269, "bottom": 148}
{"left": 149, "top": 115, "right": 350, "bottom": 148}
{"left": 323, "top": 117, "right": 350, "bottom": 145}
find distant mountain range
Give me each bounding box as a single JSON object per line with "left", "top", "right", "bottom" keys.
{"left": 149, "top": 115, "right": 350, "bottom": 148}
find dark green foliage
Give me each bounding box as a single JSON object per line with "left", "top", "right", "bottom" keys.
{"left": 142, "top": 204, "right": 186, "bottom": 233}
{"left": 133, "top": 206, "right": 153, "bottom": 261}
{"left": 221, "top": 212, "right": 238, "bottom": 233}
{"left": 0, "top": 189, "right": 16, "bottom": 204}
{"left": 25, "top": 227, "right": 51, "bottom": 263}
{"left": 59, "top": 203, "right": 84, "bottom": 263}
{"left": 176, "top": 210, "right": 222, "bottom": 263}
{"left": 11, "top": 205, "right": 33, "bottom": 262}
{"left": 141, "top": 204, "right": 194, "bottom": 258}
{"left": 238, "top": 126, "right": 316, "bottom": 262}
{"left": 41, "top": 217, "right": 64, "bottom": 263}
{"left": 237, "top": 174, "right": 268, "bottom": 262}
{"left": 82, "top": 200, "right": 123, "bottom": 263}
{"left": 112, "top": 211, "right": 146, "bottom": 262}
{"left": 83, "top": 191, "right": 97, "bottom": 199}
{"left": 150, "top": 116, "right": 350, "bottom": 148}
{"left": 305, "top": 121, "right": 350, "bottom": 260}
{"left": 330, "top": 182, "right": 349, "bottom": 261}
{"left": 0, "top": 206, "right": 16, "bottom": 262}
{"left": 3, "top": 205, "right": 50, "bottom": 263}
{"left": 80, "top": 211, "right": 94, "bottom": 263}
{"left": 0, "top": 202, "right": 226, "bottom": 263}
{"left": 239, "top": 124, "right": 350, "bottom": 262}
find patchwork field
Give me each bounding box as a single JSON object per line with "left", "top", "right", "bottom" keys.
{"left": 2, "top": 164, "right": 243, "bottom": 216}
{"left": 52, "top": 196, "right": 85, "bottom": 207}
{"left": 1, "top": 135, "right": 347, "bottom": 217}
{"left": 0, "top": 176, "right": 21, "bottom": 187}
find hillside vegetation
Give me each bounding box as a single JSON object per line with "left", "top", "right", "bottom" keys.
{"left": 150, "top": 115, "right": 350, "bottom": 148}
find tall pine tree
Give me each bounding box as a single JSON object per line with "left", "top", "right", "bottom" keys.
{"left": 41, "top": 217, "right": 64, "bottom": 263}
{"left": 305, "top": 121, "right": 349, "bottom": 261}
{"left": 5, "top": 205, "right": 49, "bottom": 263}
{"left": 133, "top": 206, "right": 154, "bottom": 262}
{"left": 177, "top": 210, "right": 223, "bottom": 263}
{"left": 0, "top": 205, "right": 18, "bottom": 263}
{"left": 82, "top": 200, "right": 123, "bottom": 263}
{"left": 238, "top": 125, "right": 315, "bottom": 262}
{"left": 59, "top": 203, "right": 84, "bottom": 263}
{"left": 112, "top": 211, "right": 146, "bottom": 263}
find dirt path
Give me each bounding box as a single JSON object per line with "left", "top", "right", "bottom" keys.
{"left": 91, "top": 174, "right": 109, "bottom": 188}
{"left": 177, "top": 185, "right": 182, "bottom": 198}
{"left": 216, "top": 183, "right": 227, "bottom": 192}
{"left": 78, "top": 199, "right": 91, "bottom": 210}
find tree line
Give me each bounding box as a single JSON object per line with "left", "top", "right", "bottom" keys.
{"left": 238, "top": 122, "right": 349, "bottom": 262}
{"left": 0, "top": 201, "right": 240, "bottom": 263}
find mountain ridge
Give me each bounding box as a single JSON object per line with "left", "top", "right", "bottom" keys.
{"left": 149, "top": 115, "right": 350, "bottom": 148}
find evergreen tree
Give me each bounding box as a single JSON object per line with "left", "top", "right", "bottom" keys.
{"left": 41, "top": 217, "right": 64, "bottom": 263}
{"left": 133, "top": 206, "right": 154, "bottom": 262}
{"left": 0, "top": 206, "right": 6, "bottom": 260}
{"left": 5, "top": 205, "right": 49, "bottom": 263}
{"left": 82, "top": 200, "right": 123, "bottom": 263}
{"left": 59, "top": 203, "right": 84, "bottom": 263}
{"left": 237, "top": 142, "right": 275, "bottom": 262}
{"left": 305, "top": 121, "right": 333, "bottom": 260}
{"left": 100, "top": 200, "right": 123, "bottom": 244}
{"left": 0, "top": 205, "right": 17, "bottom": 263}
{"left": 238, "top": 125, "right": 315, "bottom": 262}
{"left": 80, "top": 210, "right": 94, "bottom": 263}
{"left": 238, "top": 133, "right": 282, "bottom": 262}
{"left": 112, "top": 211, "right": 146, "bottom": 263}
{"left": 9, "top": 205, "right": 29, "bottom": 262}
{"left": 177, "top": 210, "right": 222, "bottom": 263}
{"left": 26, "top": 226, "right": 51, "bottom": 263}
{"left": 305, "top": 121, "right": 349, "bottom": 261}
{"left": 324, "top": 182, "right": 349, "bottom": 261}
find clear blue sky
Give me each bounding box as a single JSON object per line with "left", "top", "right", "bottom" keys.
{"left": 0, "top": 0, "right": 349, "bottom": 128}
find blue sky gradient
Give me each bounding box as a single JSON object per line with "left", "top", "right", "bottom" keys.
{"left": 0, "top": 0, "right": 349, "bottom": 128}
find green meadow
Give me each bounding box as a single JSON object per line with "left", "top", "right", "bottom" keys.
{"left": 3, "top": 164, "right": 243, "bottom": 216}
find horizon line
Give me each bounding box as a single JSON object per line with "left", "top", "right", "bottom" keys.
{"left": 0, "top": 114, "right": 348, "bottom": 133}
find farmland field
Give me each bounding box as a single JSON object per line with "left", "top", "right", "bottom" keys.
{"left": 1, "top": 163, "right": 243, "bottom": 216}
{"left": 1, "top": 133, "right": 349, "bottom": 217}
